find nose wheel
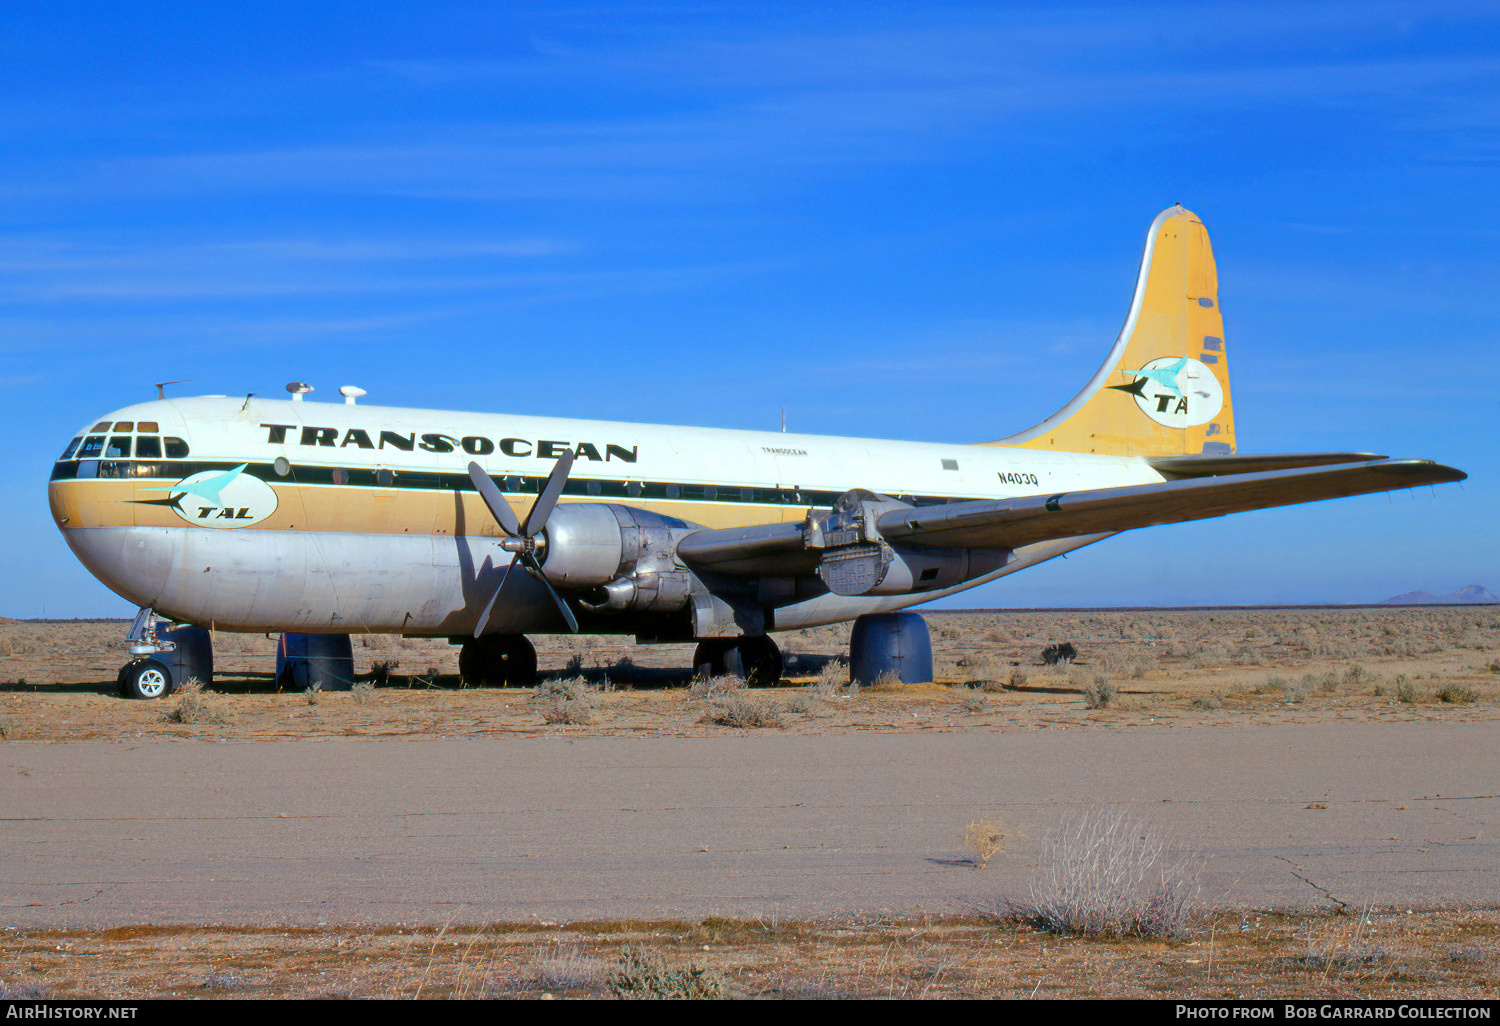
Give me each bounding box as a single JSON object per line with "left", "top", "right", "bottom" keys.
{"left": 119, "top": 658, "right": 175, "bottom": 700}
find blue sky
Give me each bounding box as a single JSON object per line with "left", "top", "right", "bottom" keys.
{"left": 4, "top": 1, "right": 1497, "bottom": 617}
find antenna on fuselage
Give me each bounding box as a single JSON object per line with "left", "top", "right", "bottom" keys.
{"left": 154, "top": 379, "right": 188, "bottom": 400}
{"left": 339, "top": 385, "right": 367, "bottom": 405}
{"left": 286, "top": 382, "right": 314, "bottom": 402}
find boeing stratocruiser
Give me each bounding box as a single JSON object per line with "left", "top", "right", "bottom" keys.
{"left": 48, "top": 206, "right": 1466, "bottom": 697}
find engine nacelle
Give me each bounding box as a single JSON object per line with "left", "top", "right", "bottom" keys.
{"left": 808, "top": 488, "right": 1009, "bottom": 596}
{"left": 538, "top": 504, "right": 698, "bottom": 613}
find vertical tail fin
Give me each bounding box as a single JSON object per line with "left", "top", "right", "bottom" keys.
{"left": 989, "top": 205, "right": 1236, "bottom": 457}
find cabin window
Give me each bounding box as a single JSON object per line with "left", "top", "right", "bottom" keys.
{"left": 137, "top": 421, "right": 159, "bottom": 433}
{"left": 163, "top": 437, "right": 190, "bottom": 458}
{"left": 503, "top": 475, "right": 520, "bottom": 492}
{"left": 626, "top": 481, "right": 643, "bottom": 498}
{"left": 331, "top": 469, "right": 349, "bottom": 485}
{"left": 106, "top": 436, "right": 131, "bottom": 458}
{"left": 375, "top": 469, "right": 395, "bottom": 486}
{"left": 941, "top": 459, "right": 959, "bottom": 471}
{"left": 60, "top": 437, "right": 82, "bottom": 460}
{"left": 78, "top": 435, "right": 105, "bottom": 458}
{"left": 135, "top": 436, "right": 162, "bottom": 459}
{"left": 76, "top": 460, "right": 98, "bottom": 478}
{"left": 586, "top": 481, "right": 602, "bottom": 496}
{"left": 704, "top": 486, "right": 718, "bottom": 500}
{"left": 665, "top": 485, "right": 680, "bottom": 499}
{"left": 274, "top": 457, "right": 291, "bottom": 477}
{"left": 741, "top": 487, "right": 754, "bottom": 501}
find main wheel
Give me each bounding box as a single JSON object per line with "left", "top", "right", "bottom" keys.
{"left": 121, "top": 659, "right": 174, "bottom": 700}
{"left": 692, "top": 639, "right": 732, "bottom": 680}
{"left": 460, "top": 635, "right": 538, "bottom": 687}
{"left": 694, "top": 636, "right": 783, "bottom": 686}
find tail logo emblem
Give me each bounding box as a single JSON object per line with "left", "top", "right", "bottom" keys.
{"left": 138, "top": 465, "right": 279, "bottom": 529}
{"left": 1109, "top": 356, "right": 1223, "bottom": 428}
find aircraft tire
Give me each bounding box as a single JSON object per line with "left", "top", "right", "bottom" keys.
{"left": 696, "top": 636, "right": 783, "bottom": 686}
{"left": 461, "top": 635, "right": 537, "bottom": 687}
{"left": 121, "top": 659, "right": 175, "bottom": 700}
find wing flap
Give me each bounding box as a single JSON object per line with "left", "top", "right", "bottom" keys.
{"left": 880, "top": 458, "right": 1465, "bottom": 551}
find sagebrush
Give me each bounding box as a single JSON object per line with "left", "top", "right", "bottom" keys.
{"left": 1013, "top": 811, "right": 1200, "bottom": 938}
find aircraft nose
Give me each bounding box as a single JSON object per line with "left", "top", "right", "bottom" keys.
{"left": 60, "top": 527, "right": 175, "bottom": 609}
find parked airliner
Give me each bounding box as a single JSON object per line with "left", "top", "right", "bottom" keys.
{"left": 48, "top": 206, "right": 1465, "bottom": 696}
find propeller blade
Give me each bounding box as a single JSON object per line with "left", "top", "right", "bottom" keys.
{"left": 472, "top": 557, "right": 527, "bottom": 637}
{"left": 523, "top": 557, "right": 580, "bottom": 633}
{"left": 522, "top": 449, "right": 575, "bottom": 536}
{"left": 467, "top": 462, "right": 521, "bottom": 537}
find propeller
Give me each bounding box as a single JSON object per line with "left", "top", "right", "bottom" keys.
{"left": 468, "top": 452, "right": 580, "bottom": 636}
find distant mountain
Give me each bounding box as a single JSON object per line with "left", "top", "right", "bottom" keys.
{"left": 1383, "top": 585, "right": 1497, "bottom": 605}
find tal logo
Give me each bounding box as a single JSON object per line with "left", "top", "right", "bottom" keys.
{"left": 1108, "top": 356, "right": 1224, "bottom": 428}
{"left": 137, "top": 464, "right": 279, "bottom": 529}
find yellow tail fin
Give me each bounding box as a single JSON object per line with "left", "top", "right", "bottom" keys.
{"left": 990, "top": 205, "right": 1236, "bottom": 457}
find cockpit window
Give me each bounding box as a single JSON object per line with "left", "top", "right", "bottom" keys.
{"left": 113, "top": 421, "right": 134, "bottom": 432}
{"left": 164, "top": 437, "right": 190, "bottom": 459}
{"left": 77, "top": 435, "right": 105, "bottom": 458}
{"left": 135, "top": 436, "right": 162, "bottom": 459}
{"left": 60, "top": 437, "right": 82, "bottom": 460}
{"left": 137, "top": 421, "right": 159, "bottom": 433}
{"left": 91, "top": 422, "right": 111, "bottom": 433}
{"left": 105, "top": 436, "right": 131, "bottom": 458}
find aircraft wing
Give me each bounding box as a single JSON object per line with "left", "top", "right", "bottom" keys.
{"left": 676, "top": 458, "right": 1465, "bottom": 577}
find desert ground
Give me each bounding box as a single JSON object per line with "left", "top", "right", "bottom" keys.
{"left": 2, "top": 605, "right": 1498, "bottom": 1000}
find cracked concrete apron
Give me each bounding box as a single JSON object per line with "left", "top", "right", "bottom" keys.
{"left": 2, "top": 723, "right": 1496, "bottom": 927}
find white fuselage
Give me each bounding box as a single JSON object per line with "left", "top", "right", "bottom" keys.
{"left": 50, "top": 395, "right": 1164, "bottom": 636}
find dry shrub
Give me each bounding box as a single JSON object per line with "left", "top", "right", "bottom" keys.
{"left": 959, "top": 694, "right": 987, "bottom": 714}
{"left": 1395, "top": 676, "right": 1423, "bottom": 704}
{"left": 1261, "top": 676, "right": 1309, "bottom": 702}
{"left": 812, "top": 658, "right": 846, "bottom": 698}
{"left": 1014, "top": 811, "right": 1200, "bottom": 939}
{"left": 1100, "top": 646, "right": 1157, "bottom": 679}
{"left": 1437, "top": 684, "right": 1477, "bottom": 704}
{"left": 1041, "top": 643, "right": 1077, "bottom": 666}
{"left": 1082, "top": 675, "right": 1117, "bottom": 710}
{"left": 0, "top": 716, "right": 17, "bottom": 740}
{"left": 1192, "top": 692, "right": 1223, "bottom": 710}
{"left": 607, "top": 945, "right": 731, "bottom": 1000}
{"left": 963, "top": 816, "right": 1009, "bottom": 868}
{"left": 351, "top": 680, "right": 374, "bottom": 705}
{"left": 536, "top": 677, "right": 596, "bottom": 725}
{"left": 703, "top": 698, "right": 783, "bottom": 729}
{"left": 691, "top": 674, "right": 746, "bottom": 699}
{"left": 161, "top": 686, "right": 236, "bottom": 725}
{"left": 0, "top": 635, "right": 11, "bottom": 657}
{"left": 532, "top": 945, "right": 608, "bottom": 991}
{"left": 783, "top": 693, "right": 825, "bottom": 716}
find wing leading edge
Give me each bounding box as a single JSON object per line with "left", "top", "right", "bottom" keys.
{"left": 677, "top": 458, "right": 1465, "bottom": 577}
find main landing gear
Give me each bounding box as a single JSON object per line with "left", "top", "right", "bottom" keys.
{"left": 693, "top": 635, "right": 784, "bottom": 686}
{"left": 460, "top": 635, "right": 538, "bottom": 687}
